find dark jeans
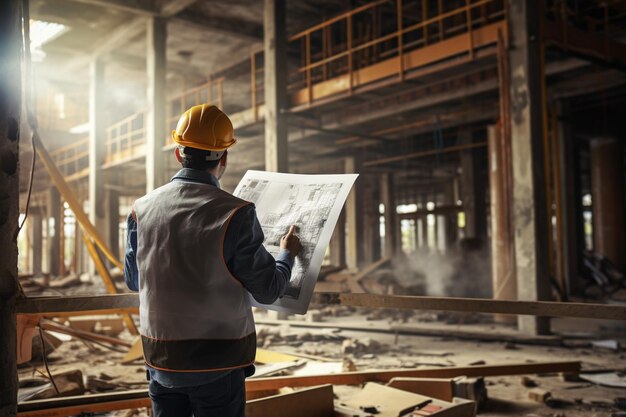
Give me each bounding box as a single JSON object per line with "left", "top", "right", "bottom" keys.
{"left": 149, "top": 369, "right": 246, "bottom": 417}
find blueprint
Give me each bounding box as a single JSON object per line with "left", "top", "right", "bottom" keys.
{"left": 234, "top": 170, "right": 358, "bottom": 314}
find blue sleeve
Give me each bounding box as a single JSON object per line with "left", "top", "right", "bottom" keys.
{"left": 124, "top": 213, "right": 139, "bottom": 292}
{"left": 224, "top": 205, "right": 294, "bottom": 305}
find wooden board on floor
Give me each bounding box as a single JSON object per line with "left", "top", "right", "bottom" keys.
{"left": 256, "top": 349, "right": 301, "bottom": 364}
{"left": 246, "top": 361, "right": 581, "bottom": 392}
{"left": 387, "top": 377, "right": 455, "bottom": 402}
{"left": 342, "top": 383, "right": 432, "bottom": 417}
{"left": 122, "top": 337, "right": 143, "bottom": 364}
{"left": 246, "top": 384, "right": 334, "bottom": 417}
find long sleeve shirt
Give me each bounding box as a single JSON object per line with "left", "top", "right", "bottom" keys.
{"left": 124, "top": 168, "right": 293, "bottom": 388}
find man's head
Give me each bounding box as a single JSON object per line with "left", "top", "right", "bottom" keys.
{"left": 175, "top": 146, "right": 227, "bottom": 179}
{"left": 171, "top": 104, "right": 236, "bottom": 178}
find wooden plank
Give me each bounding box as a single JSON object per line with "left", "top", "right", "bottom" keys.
{"left": 246, "top": 361, "right": 580, "bottom": 392}
{"left": 18, "top": 398, "right": 151, "bottom": 417}
{"left": 255, "top": 349, "right": 301, "bottom": 364}
{"left": 246, "top": 385, "right": 334, "bottom": 417}
{"left": 16, "top": 292, "right": 626, "bottom": 321}
{"left": 15, "top": 294, "right": 139, "bottom": 315}
{"left": 255, "top": 318, "right": 562, "bottom": 346}
{"left": 314, "top": 293, "right": 626, "bottom": 321}
{"left": 343, "top": 383, "right": 432, "bottom": 417}
{"left": 18, "top": 390, "right": 150, "bottom": 415}
{"left": 121, "top": 337, "right": 143, "bottom": 364}
{"left": 388, "top": 377, "right": 455, "bottom": 402}
{"left": 40, "top": 319, "right": 131, "bottom": 348}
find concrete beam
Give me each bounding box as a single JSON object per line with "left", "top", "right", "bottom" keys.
{"left": 488, "top": 125, "right": 517, "bottom": 324}
{"left": 263, "top": 0, "right": 288, "bottom": 172}
{"left": 345, "top": 156, "right": 365, "bottom": 270}
{"left": 47, "top": 187, "right": 62, "bottom": 276}
{"left": 30, "top": 210, "right": 43, "bottom": 275}
{"left": 508, "top": 0, "right": 551, "bottom": 335}
{"left": 590, "top": 138, "right": 625, "bottom": 271}
{"left": 145, "top": 17, "right": 167, "bottom": 192}
{"left": 88, "top": 58, "right": 106, "bottom": 256}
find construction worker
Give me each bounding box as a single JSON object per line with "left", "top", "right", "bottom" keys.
{"left": 123, "top": 104, "right": 302, "bottom": 417}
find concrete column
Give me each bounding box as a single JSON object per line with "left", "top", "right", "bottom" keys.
{"left": 47, "top": 187, "right": 62, "bottom": 276}
{"left": 30, "top": 209, "right": 43, "bottom": 275}
{"left": 444, "top": 182, "right": 458, "bottom": 249}
{"left": 146, "top": 17, "right": 167, "bottom": 192}
{"left": 381, "top": 174, "right": 399, "bottom": 258}
{"left": 345, "top": 156, "right": 365, "bottom": 270}
{"left": 590, "top": 138, "right": 625, "bottom": 271}
{"left": 416, "top": 217, "right": 425, "bottom": 248}
{"left": 508, "top": 0, "right": 551, "bottom": 335}
{"left": 556, "top": 101, "right": 581, "bottom": 295}
{"left": 88, "top": 56, "right": 106, "bottom": 274}
{"left": 488, "top": 125, "right": 517, "bottom": 324}
{"left": 105, "top": 189, "right": 120, "bottom": 259}
{"left": 264, "top": 0, "right": 288, "bottom": 172}
{"left": 460, "top": 130, "right": 487, "bottom": 239}
{"left": 0, "top": 0, "right": 22, "bottom": 412}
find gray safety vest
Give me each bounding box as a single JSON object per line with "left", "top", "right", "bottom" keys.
{"left": 132, "top": 180, "right": 256, "bottom": 371}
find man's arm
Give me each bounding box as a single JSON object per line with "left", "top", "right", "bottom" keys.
{"left": 225, "top": 205, "right": 297, "bottom": 304}
{"left": 123, "top": 213, "right": 139, "bottom": 292}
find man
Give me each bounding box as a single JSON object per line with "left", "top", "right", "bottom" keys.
{"left": 124, "top": 104, "right": 302, "bottom": 417}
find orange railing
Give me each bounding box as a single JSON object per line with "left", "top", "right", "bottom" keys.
{"left": 105, "top": 112, "right": 147, "bottom": 164}
{"left": 288, "top": 0, "right": 505, "bottom": 104}
{"left": 48, "top": 137, "right": 89, "bottom": 180}
{"left": 166, "top": 78, "right": 224, "bottom": 133}
{"left": 105, "top": 79, "right": 227, "bottom": 163}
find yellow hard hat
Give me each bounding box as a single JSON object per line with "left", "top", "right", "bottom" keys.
{"left": 171, "top": 104, "right": 237, "bottom": 152}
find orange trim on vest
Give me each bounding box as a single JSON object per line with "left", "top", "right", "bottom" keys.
{"left": 130, "top": 204, "right": 138, "bottom": 223}
{"left": 144, "top": 358, "right": 256, "bottom": 373}
{"left": 139, "top": 331, "right": 255, "bottom": 343}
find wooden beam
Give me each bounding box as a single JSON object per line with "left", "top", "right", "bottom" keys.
{"left": 314, "top": 293, "right": 626, "bottom": 321}
{"left": 15, "top": 292, "right": 626, "bottom": 321}
{"left": 15, "top": 294, "right": 139, "bottom": 315}
{"left": 246, "top": 361, "right": 581, "bottom": 391}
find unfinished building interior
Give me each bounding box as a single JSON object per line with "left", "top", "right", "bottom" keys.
{"left": 1, "top": 0, "right": 626, "bottom": 416}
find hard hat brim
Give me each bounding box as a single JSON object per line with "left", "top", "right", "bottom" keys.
{"left": 172, "top": 130, "right": 237, "bottom": 152}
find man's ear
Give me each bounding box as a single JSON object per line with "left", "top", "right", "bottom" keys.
{"left": 175, "top": 147, "right": 182, "bottom": 163}
{"left": 220, "top": 151, "right": 228, "bottom": 167}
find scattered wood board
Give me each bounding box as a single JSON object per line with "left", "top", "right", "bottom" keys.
{"left": 342, "top": 383, "right": 432, "bottom": 417}
{"left": 40, "top": 319, "right": 130, "bottom": 348}
{"left": 246, "top": 384, "right": 334, "bottom": 417}
{"left": 256, "top": 349, "right": 302, "bottom": 364}
{"left": 246, "top": 361, "right": 581, "bottom": 392}
{"left": 121, "top": 337, "right": 143, "bottom": 364}
{"left": 388, "top": 377, "right": 455, "bottom": 402}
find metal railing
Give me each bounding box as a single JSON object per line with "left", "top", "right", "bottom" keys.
{"left": 288, "top": 0, "right": 505, "bottom": 104}
{"left": 105, "top": 112, "right": 147, "bottom": 164}
{"left": 105, "top": 78, "right": 226, "bottom": 162}
{"left": 166, "top": 78, "right": 224, "bottom": 134}
{"left": 48, "top": 137, "right": 89, "bottom": 179}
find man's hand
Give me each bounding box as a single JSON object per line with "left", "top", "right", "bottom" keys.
{"left": 280, "top": 225, "right": 302, "bottom": 258}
